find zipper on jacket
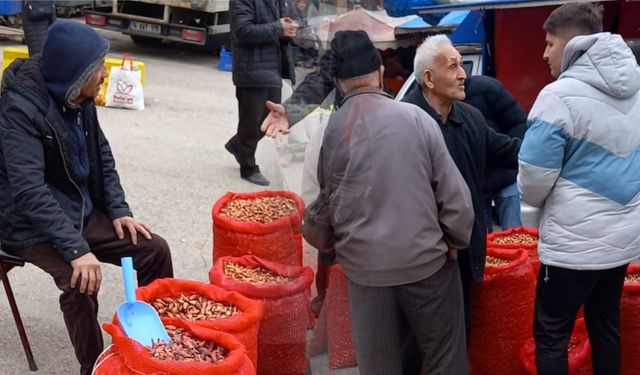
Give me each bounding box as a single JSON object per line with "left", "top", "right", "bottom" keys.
{"left": 46, "top": 118, "right": 85, "bottom": 233}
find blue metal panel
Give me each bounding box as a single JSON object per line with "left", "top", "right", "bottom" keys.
{"left": 0, "top": 0, "right": 21, "bottom": 16}
{"left": 450, "top": 10, "right": 482, "bottom": 44}
{"left": 385, "top": 0, "right": 603, "bottom": 17}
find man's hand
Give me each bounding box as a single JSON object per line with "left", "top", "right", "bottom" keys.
{"left": 113, "top": 216, "right": 152, "bottom": 245}
{"left": 260, "top": 100, "right": 290, "bottom": 138}
{"left": 70, "top": 252, "right": 102, "bottom": 295}
{"left": 447, "top": 248, "right": 458, "bottom": 261}
{"left": 280, "top": 17, "right": 299, "bottom": 38}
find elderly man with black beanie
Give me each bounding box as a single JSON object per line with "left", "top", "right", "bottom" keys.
{"left": 313, "top": 30, "right": 473, "bottom": 375}
{"left": 0, "top": 20, "right": 173, "bottom": 374}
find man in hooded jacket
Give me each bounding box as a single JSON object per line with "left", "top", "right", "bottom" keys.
{"left": 0, "top": 20, "right": 173, "bottom": 375}
{"left": 518, "top": 3, "right": 640, "bottom": 374}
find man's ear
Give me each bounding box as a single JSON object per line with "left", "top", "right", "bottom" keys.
{"left": 423, "top": 70, "right": 435, "bottom": 90}
{"left": 378, "top": 66, "right": 385, "bottom": 89}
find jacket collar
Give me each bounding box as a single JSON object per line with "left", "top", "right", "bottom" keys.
{"left": 405, "top": 85, "right": 463, "bottom": 126}
{"left": 342, "top": 86, "right": 392, "bottom": 103}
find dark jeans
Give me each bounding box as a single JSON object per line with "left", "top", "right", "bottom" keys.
{"left": 227, "top": 86, "right": 282, "bottom": 177}
{"left": 484, "top": 192, "right": 522, "bottom": 232}
{"left": 3, "top": 211, "right": 173, "bottom": 375}
{"left": 534, "top": 264, "right": 628, "bottom": 375}
{"left": 347, "top": 259, "right": 468, "bottom": 375}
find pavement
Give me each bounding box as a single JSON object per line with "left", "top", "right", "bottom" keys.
{"left": 0, "top": 25, "right": 358, "bottom": 375}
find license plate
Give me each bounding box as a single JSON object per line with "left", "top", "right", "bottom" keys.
{"left": 130, "top": 21, "right": 161, "bottom": 34}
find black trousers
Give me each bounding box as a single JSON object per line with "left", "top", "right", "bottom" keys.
{"left": 458, "top": 250, "right": 474, "bottom": 345}
{"left": 4, "top": 211, "right": 173, "bottom": 375}
{"left": 347, "top": 259, "right": 468, "bottom": 375}
{"left": 534, "top": 263, "right": 628, "bottom": 375}
{"left": 227, "top": 86, "right": 282, "bottom": 177}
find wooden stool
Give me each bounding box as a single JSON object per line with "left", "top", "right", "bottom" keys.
{"left": 0, "top": 247, "right": 37, "bottom": 371}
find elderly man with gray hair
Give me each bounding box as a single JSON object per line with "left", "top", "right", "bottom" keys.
{"left": 402, "top": 34, "right": 521, "bottom": 343}
{"left": 314, "top": 30, "right": 474, "bottom": 374}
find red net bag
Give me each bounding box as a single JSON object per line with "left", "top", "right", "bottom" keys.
{"left": 94, "top": 319, "right": 256, "bottom": 374}
{"left": 621, "top": 264, "right": 640, "bottom": 375}
{"left": 309, "top": 264, "right": 357, "bottom": 369}
{"left": 134, "top": 278, "right": 264, "bottom": 368}
{"left": 520, "top": 318, "right": 592, "bottom": 375}
{"left": 469, "top": 248, "right": 536, "bottom": 375}
{"left": 487, "top": 227, "right": 540, "bottom": 273}
{"left": 92, "top": 345, "right": 136, "bottom": 375}
{"left": 209, "top": 255, "right": 314, "bottom": 375}
{"left": 212, "top": 191, "right": 305, "bottom": 266}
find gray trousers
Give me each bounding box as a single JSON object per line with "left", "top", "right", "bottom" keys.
{"left": 347, "top": 259, "right": 468, "bottom": 375}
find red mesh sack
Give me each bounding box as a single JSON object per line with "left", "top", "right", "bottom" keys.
{"left": 134, "top": 278, "right": 265, "bottom": 368}
{"left": 212, "top": 191, "right": 305, "bottom": 266}
{"left": 621, "top": 264, "right": 640, "bottom": 375}
{"left": 487, "top": 227, "right": 540, "bottom": 274}
{"left": 309, "top": 265, "right": 357, "bottom": 369}
{"left": 520, "top": 318, "right": 592, "bottom": 375}
{"left": 469, "top": 248, "right": 536, "bottom": 375}
{"left": 92, "top": 346, "right": 136, "bottom": 375}
{"left": 209, "top": 255, "right": 314, "bottom": 375}
{"left": 95, "top": 319, "right": 256, "bottom": 374}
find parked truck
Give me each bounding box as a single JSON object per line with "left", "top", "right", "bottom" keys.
{"left": 85, "top": 0, "right": 230, "bottom": 49}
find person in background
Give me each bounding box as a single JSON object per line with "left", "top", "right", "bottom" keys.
{"left": 315, "top": 30, "right": 473, "bottom": 374}
{"left": 21, "top": 0, "right": 56, "bottom": 56}
{"left": 464, "top": 75, "right": 527, "bottom": 231}
{"left": 225, "top": 0, "right": 298, "bottom": 185}
{"left": 0, "top": 21, "right": 173, "bottom": 375}
{"left": 518, "top": 3, "right": 640, "bottom": 374}
{"left": 290, "top": 0, "right": 320, "bottom": 68}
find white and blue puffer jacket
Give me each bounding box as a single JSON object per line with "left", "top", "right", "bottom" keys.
{"left": 518, "top": 32, "right": 640, "bottom": 270}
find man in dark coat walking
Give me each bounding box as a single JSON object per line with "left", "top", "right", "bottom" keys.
{"left": 225, "top": 0, "right": 298, "bottom": 185}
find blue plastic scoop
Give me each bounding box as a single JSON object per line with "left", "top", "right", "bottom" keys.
{"left": 117, "top": 257, "right": 169, "bottom": 347}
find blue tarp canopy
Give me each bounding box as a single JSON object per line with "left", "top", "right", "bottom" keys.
{"left": 396, "top": 10, "right": 469, "bottom": 29}
{"left": 385, "top": 0, "right": 607, "bottom": 18}
{"left": 395, "top": 9, "right": 483, "bottom": 45}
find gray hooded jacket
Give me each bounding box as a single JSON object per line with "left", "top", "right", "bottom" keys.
{"left": 518, "top": 32, "right": 640, "bottom": 269}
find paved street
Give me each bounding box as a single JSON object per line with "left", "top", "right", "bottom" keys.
{"left": 0, "top": 25, "right": 357, "bottom": 375}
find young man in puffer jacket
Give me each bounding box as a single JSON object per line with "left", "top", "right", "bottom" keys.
{"left": 518, "top": 3, "right": 640, "bottom": 374}
{"left": 0, "top": 20, "right": 173, "bottom": 374}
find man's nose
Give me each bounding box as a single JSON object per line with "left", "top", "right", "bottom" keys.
{"left": 457, "top": 66, "right": 466, "bottom": 80}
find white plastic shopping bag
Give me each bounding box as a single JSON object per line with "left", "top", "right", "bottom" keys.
{"left": 105, "top": 54, "right": 144, "bottom": 110}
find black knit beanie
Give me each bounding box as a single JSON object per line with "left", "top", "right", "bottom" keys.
{"left": 331, "top": 30, "right": 382, "bottom": 79}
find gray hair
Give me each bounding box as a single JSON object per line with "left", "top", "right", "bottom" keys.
{"left": 414, "top": 34, "right": 452, "bottom": 85}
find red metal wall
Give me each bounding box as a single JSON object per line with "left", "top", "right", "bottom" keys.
{"left": 619, "top": 0, "right": 640, "bottom": 39}
{"left": 492, "top": 2, "right": 629, "bottom": 112}
{"left": 493, "top": 7, "right": 553, "bottom": 111}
